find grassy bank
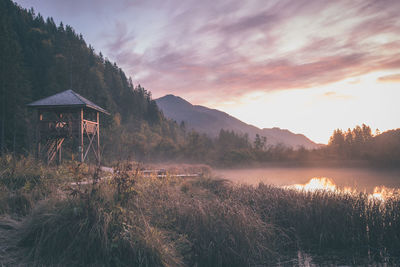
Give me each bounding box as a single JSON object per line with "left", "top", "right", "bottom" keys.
{"left": 1, "top": 156, "right": 399, "bottom": 266}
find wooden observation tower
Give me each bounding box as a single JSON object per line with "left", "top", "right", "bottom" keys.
{"left": 27, "top": 90, "right": 109, "bottom": 164}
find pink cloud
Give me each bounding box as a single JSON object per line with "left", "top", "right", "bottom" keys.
{"left": 23, "top": 0, "right": 398, "bottom": 103}
{"left": 378, "top": 73, "right": 400, "bottom": 83}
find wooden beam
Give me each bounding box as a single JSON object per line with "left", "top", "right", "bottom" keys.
{"left": 36, "top": 111, "right": 43, "bottom": 159}
{"left": 97, "top": 112, "right": 100, "bottom": 164}
{"left": 83, "top": 123, "right": 95, "bottom": 161}
{"left": 58, "top": 138, "right": 62, "bottom": 164}
{"left": 48, "top": 138, "right": 65, "bottom": 164}
{"left": 79, "top": 108, "right": 84, "bottom": 162}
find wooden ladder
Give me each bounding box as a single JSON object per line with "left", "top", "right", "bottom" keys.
{"left": 44, "top": 138, "right": 65, "bottom": 164}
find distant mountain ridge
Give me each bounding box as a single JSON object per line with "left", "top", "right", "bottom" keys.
{"left": 155, "top": 94, "right": 320, "bottom": 149}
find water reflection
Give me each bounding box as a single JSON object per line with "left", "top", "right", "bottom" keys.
{"left": 287, "top": 177, "right": 400, "bottom": 201}
{"left": 288, "top": 177, "right": 337, "bottom": 192}
{"left": 215, "top": 167, "right": 400, "bottom": 193}
{"left": 370, "top": 185, "right": 400, "bottom": 201}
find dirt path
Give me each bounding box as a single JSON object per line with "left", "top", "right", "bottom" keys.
{"left": 0, "top": 215, "right": 27, "bottom": 266}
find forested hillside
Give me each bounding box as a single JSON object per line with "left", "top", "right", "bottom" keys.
{"left": 327, "top": 125, "right": 400, "bottom": 166}
{"left": 156, "top": 94, "right": 319, "bottom": 149}
{"left": 0, "top": 0, "right": 180, "bottom": 160}
{"left": 1, "top": 0, "right": 399, "bottom": 167}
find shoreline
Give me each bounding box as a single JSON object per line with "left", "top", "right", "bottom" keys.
{"left": 143, "top": 159, "right": 400, "bottom": 171}
{"left": 214, "top": 160, "right": 400, "bottom": 170}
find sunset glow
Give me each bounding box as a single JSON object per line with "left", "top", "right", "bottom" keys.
{"left": 14, "top": 0, "right": 400, "bottom": 143}
{"left": 288, "top": 177, "right": 400, "bottom": 201}
{"left": 290, "top": 177, "right": 337, "bottom": 192}
{"left": 370, "top": 186, "right": 400, "bottom": 201}
{"left": 2, "top": 1, "right": 400, "bottom": 265}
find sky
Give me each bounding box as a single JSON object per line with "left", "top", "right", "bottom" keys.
{"left": 14, "top": 0, "right": 400, "bottom": 144}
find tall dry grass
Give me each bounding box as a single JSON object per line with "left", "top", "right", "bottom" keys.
{"left": 0, "top": 154, "right": 56, "bottom": 215}
{"left": 17, "top": 162, "right": 282, "bottom": 266}
{"left": 1, "top": 156, "right": 399, "bottom": 265}
{"left": 214, "top": 183, "right": 400, "bottom": 264}
{"left": 0, "top": 154, "right": 92, "bottom": 215}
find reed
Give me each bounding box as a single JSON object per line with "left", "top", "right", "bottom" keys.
{"left": 1, "top": 156, "right": 399, "bottom": 266}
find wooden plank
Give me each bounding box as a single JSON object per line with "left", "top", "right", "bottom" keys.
{"left": 97, "top": 112, "right": 100, "bottom": 163}
{"left": 80, "top": 108, "right": 83, "bottom": 162}
{"left": 36, "top": 111, "right": 42, "bottom": 159}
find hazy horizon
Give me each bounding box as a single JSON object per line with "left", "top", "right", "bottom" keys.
{"left": 14, "top": 0, "right": 400, "bottom": 143}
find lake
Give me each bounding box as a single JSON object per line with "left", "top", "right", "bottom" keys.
{"left": 214, "top": 167, "right": 400, "bottom": 193}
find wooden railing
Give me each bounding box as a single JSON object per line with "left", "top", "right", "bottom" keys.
{"left": 39, "top": 119, "right": 98, "bottom": 138}
{"left": 39, "top": 120, "right": 72, "bottom": 137}
{"left": 83, "top": 120, "right": 98, "bottom": 134}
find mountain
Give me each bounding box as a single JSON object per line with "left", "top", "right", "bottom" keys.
{"left": 156, "top": 94, "right": 320, "bottom": 149}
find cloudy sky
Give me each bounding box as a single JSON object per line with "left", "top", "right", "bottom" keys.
{"left": 15, "top": 0, "right": 400, "bottom": 143}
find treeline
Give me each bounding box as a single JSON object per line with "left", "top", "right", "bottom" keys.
{"left": 327, "top": 124, "right": 400, "bottom": 165}
{"left": 0, "top": 0, "right": 181, "bottom": 159}
{"left": 151, "top": 125, "right": 400, "bottom": 167}
{"left": 0, "top": 0, "right": 304, "bottom": 166}
{"left": 177, "top": 130, "right": 304, "bottom": 166}
{"left": 1, "top": 0, "right": 398, "bottom": 168}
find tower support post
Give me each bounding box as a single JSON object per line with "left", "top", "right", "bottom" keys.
{"left": 97, "top": 112, "right": 100, "bottom": 164}
{"left": 79, "top": 108, "right": 84, "bottom": 162}
{"left": 36, "top": 111, "right": 42, "bottom": 159}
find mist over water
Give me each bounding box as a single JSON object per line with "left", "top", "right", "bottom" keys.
{"left": 214, "top": 167, "right": 400, "bottom": 193}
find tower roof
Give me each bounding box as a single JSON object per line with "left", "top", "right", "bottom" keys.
{"left": 27, "top": 89, "right": 109, "bottom": 114}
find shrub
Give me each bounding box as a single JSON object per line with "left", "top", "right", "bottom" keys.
{"left": 6, "top": 160, "right": 400, "bottom": 266}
